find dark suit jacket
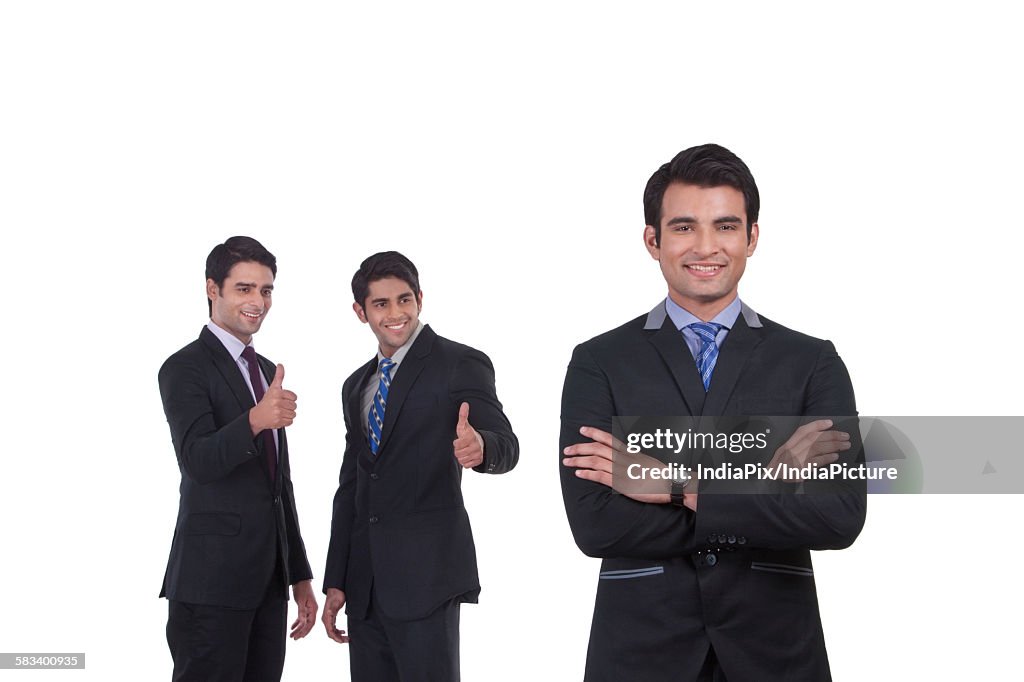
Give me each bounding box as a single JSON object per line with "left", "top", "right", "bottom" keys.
{"left": 560, "top": 302, "right": 865, "bottom": 682}
{"left": 324, "top": 325, "right": 518, "bottom": 621}
{"left": 158, "top": 326, "right": 313, "bottom": 609}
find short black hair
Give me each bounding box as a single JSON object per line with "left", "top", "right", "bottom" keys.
{"left": 351, "top": 251, "right": 421, "bottom": 308}
{"left": 643, "top": 143, "right": 760, "bottom": 246}
{"left": 205, "top": 236, "right": 277, "bottom": 314}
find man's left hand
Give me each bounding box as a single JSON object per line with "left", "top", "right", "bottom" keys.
{"left": 453, "top": 402, "right": 485, "bottom": 469}
{"left": 290, "top": 580, "right": 318, "bottom": 640}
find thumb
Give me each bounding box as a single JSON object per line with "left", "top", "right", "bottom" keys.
{"left": 457, "top": 402, "right": 471, "bottom": 432}
{"left": 271, "top": 363, "right": 285, "bottom": 388}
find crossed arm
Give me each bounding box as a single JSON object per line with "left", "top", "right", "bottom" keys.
{"left": 559, "top": 341, "right": 866, "bottom": 558}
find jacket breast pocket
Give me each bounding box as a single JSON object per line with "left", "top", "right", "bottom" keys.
{"left": 400, "top": 394, "right": 440, "bottom": 414}
{"left": 734, "top": 397, "right": 801, "bottom": 416}
{"left": 185, "top": 512, "right": 241, "bottom": 536}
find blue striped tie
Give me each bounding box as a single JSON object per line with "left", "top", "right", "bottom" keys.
{"left": 688, "top": 322, "right": 723, "bottom": 391}
{"left": 368, "top": 358, "right": 395, "bottom": 455}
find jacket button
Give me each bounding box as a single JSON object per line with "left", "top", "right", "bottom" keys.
{"left": 707, "top": 534, "right": 718, "bottom": 543}
{"left": 737, "top": 536, "right": 747, "bottom": 545}
{"left": 727, "top": 535, "right": 736, "bottom": 544}
{"left": 370, "top": 473, "right": 379, "bottom": 480}
{"left": 369, "top": 515, "right": 379, "bottom": 524}
{"left": 705, "top": 554, "right": 718, "bottom": 567}
{"left": 718, "top": 534, "right": 727, "bottom": 544}
{"left": 272, "top": 496, "right": 279, "bottom": 506}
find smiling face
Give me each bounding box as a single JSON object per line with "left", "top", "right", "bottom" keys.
{"left": 207, "top": 260, "right": 274, "bottom": 344}
{"left": 644, "top": 182, "right": 758, "bottom": 321}
{"left": 353, "top": 276, "right": 422, "bottom": 358}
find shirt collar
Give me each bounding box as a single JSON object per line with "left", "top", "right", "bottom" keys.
{"left": 664, "top": 296, "right": 743, "bottom": 331}
{"left": 206, "top": 320, "right": 253, "bottom": 361}
{"left": 377, "top": 321, "right": 425, "bottom": 368}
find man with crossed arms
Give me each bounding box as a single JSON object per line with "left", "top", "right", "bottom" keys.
{"left": 561, "top": 145, "right": 865, "bottom": 681}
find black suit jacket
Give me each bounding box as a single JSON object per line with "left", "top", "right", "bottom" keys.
{"left": 560, "top": 302, "right": 865, "bottom": 682}
{"left": 158, "top": 326, "right": 313, "bottom": 609}
{"left": 324, "top": 325, "right": 518, "bottom": 621}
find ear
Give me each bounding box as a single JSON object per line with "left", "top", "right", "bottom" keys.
{"left": 206, "top": 278, "right": 219, "bottom": 302}
{"left": 643, "top": 225, "right": 660, "bottom": 261}
{"left": 746, "top": 223, "right": 759, "bottom": 256}
{"left": 352, "top": 301, "right": 368, "bottom": 323}
{"left": 416, "top": 290, "right": 424, "bottom": 312}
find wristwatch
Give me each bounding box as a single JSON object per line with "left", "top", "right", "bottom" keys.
{"left": 670, "top": 472, "right": 691, "bottom": 507}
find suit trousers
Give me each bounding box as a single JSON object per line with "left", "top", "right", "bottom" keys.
{"left": 348, "top": 589, "right": 461, "bottom": 682}
{"left": 166, "top": 565, "right": 288, "bottom": 682}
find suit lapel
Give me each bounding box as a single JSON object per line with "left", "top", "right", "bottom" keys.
{"left": 702, "top": 312, "right": 763, "bottom": 415}
{"left": 349, "top": 356, "right": 378, "bottom": 453}
{"left": 376, "top": 326, "right": 435, "bottom": 455}
{"left": 199, "top": 327, "right": 255, "bottom": 412}
{"left": 200, "top": 327, "right": 279, "bottom": 488}
{"left": 648, "top": 316, "right": 706, "bottom": 416}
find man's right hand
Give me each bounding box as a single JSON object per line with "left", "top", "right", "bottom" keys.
{"left": 249, "top": 364, "right": 297, "bottom": 435}
{"left": 322, "top": 588, "right": 350, "bottom": 644}
{"left": 563, "top": 426, "right": 674, "bottom": 505}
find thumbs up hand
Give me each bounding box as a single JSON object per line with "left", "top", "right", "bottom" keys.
{"left": 452, "top": 402, "right": 485, "bottom": 469}
{"left": 270, "top": 363, "right": 285, "bottom": 388}
{"left": 249, "top": 363, "right": 298, "bottom": 435}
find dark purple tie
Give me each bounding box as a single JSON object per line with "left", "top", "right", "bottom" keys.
{"left": 241, "top": 346, "right": 278, "bottom": 482}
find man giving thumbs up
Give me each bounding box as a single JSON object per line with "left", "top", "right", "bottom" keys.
{"left": 322, "top": 251, "right": 519, "bottom": 682}
{"left": 158, "top": 237, "right": 317, "bottom": 682}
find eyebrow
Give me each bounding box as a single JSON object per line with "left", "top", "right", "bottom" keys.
{"left": 370, "top": 292, "right": 414, "bottom": 305}
{"left": 665, "top": 215, "right": 743, "bottom": 225}
{"left": 235, "top": 282, "right": 273, "bottom": 290}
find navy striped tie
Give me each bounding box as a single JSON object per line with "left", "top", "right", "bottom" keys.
{"left": 368, "top": 358, "right": 395, "bottom": 455}
{"left": 688, "top": 322, "right": 723, "bottom": 391}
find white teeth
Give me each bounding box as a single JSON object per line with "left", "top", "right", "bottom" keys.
{"left": 242, "top": 311, "right": 261, "bottom": 318}
{"left": 688, "top": 265, "right": 721, "bottom": 272}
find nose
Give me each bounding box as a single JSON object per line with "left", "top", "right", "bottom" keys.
{"left": 248, "top": 289, "right": 266, "bottom": 309}
{"left": 692, "top": 228, "right": 720, "bottom": 258}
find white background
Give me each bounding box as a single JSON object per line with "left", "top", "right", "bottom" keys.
{"left": 2, "top": 1, "right": 1022, "bottom": 679}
